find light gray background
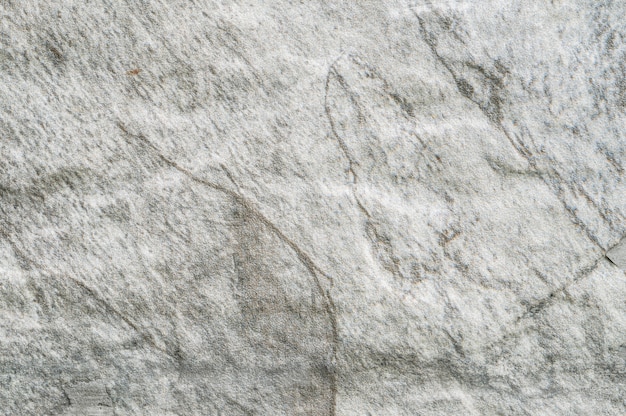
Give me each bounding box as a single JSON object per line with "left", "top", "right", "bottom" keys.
{"left": 1, "top": 1, "right": 625, "bottom": 415}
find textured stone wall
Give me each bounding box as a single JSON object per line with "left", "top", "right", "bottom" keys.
{"left": 1, "top": 1, "right": 625, "bottom": 414}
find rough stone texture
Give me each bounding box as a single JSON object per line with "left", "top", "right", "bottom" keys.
{"left": 1, "top": 1, "right": 625, "bottom": 415}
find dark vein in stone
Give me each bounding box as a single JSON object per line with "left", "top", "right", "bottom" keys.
{"left": 414, "top": 11, "right": 605, "bottom": 250}
{"left": 0, "top": 225, "right": 172, "bottom": 360}
{"left": 118, "top": 122, "right": 338, "bottom": 415}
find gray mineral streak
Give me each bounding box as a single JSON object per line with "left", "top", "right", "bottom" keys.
{"left": 1, "top": 1, "right": 626, "bottom": 415}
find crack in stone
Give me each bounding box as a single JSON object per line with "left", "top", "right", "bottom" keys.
{"left": 324, "top": 54, "right": 424, "bottom": 286}
{"left": 324, "top": 53, "right": 360, "bottom": 184}
{"left": 484, "top": 256, "right": 605, "bottom": 355}
{"left": 117, "top": 122, "right": 338, "bottom": 415}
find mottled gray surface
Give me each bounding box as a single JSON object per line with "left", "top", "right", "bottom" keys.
{"left": 1, "top": 1, "right": 625, "bottom": 415}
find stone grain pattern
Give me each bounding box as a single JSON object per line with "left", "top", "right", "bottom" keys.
{"left": 1, "top": 1, "right": 625, "bottom": 415}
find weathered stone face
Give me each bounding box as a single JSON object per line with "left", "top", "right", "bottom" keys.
{"left": 1, "top": 1, "right": 625, "bottom": 415}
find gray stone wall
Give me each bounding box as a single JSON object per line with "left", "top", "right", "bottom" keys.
{"left": 1, "top": 1, "right": 625, "bottom": 414}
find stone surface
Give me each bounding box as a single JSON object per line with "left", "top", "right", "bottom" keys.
{"left": 63, "top": 381, "right": 113, "bottom": 416}
{"left": 607, "top": 238, "right": 626, "bottom": 269}
{"left": 1, "top": 1, "right": 625, "bottom": 415}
